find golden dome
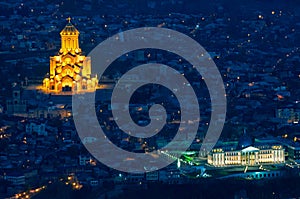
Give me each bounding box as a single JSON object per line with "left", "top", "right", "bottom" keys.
{"left": 60, "top": 17, "right": 79, "bottom": 35}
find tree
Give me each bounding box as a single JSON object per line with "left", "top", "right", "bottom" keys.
{"left": 0, "top": 138, "right": 9, "bottom": 152}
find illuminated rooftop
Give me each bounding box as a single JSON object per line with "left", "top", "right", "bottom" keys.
{"left": 60, "top": 17, "right": 79, "bottom": 36}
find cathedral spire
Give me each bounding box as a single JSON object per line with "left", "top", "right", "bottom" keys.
{"left": 67, "top": 17, "right": 71, "bottom": 23}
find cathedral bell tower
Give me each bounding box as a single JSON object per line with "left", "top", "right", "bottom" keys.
{"left": 59, "top": 17, "right": 81, "bottom": 54}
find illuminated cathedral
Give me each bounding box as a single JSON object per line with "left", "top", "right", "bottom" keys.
{"left": 42, "top": 18, "right": 98, "bottom": 94}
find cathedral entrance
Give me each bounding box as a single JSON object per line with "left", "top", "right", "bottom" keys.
{"left": 241, "top": 147, "right": 259, "bottom": 166}
{"left": 61, "top": 76, "right": 73, "bottom": 92}
{"left": 62, "top": 86, "right": 72, "bottom": 92}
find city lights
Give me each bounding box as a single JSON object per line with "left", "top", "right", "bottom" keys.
{"left": 2, "top": 1, "right": 300, "bottom": 198}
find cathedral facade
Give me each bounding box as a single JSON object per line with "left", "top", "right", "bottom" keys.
{"left": 42, "top": 19, "right": 98, "bottom": 94}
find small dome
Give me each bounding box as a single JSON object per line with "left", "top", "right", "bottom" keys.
{"left": 237, "top": 133, "right": 253, "bottom": 150}
{"left": 60, "top": 21, "right": 79, "bottom": 36}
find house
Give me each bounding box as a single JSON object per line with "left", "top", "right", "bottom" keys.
{"left": 26, "top": 121, "right": 47, "bottom": 136}
{"left": 6, "top": 85, "right": 27, "bottom": 115}
{"left": 4, "top": 172, "right": 25, "bottom": 186}
{"left": 79, "top": 155, "right": 91, "bottom": 166}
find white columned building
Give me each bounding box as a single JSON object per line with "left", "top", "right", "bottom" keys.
{"left": 208, "top": 134, "right": 285, "bottom": 167}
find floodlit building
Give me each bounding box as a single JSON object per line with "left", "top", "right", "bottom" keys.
{"left": 42, "top": 18, "right": 98, "bottom": 94}
{"left": 208, "top": 134, "right": 285, "bottom": 167}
